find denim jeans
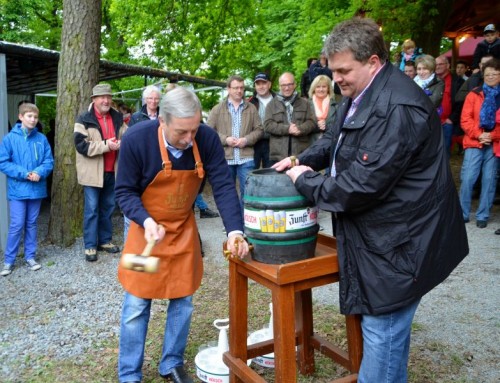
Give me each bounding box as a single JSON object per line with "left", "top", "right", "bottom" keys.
{"left": 442, "top": 123, "right": 453, "bottom": 158}
{"left": 194, "top": 193, "right": 208, "bottom": 210}
{"left": 83, "top": 172, "right": 116, "bottom": 249}
{"left": 460, "top": 146, "right": 498, "bottom": 222}
{"left": 228, "top": 160, "right": 255, "bottom": 209}
{"left": 4, "top": 199, "right": 42, "bottom": 265}
{"left": 358, "top": 299, "right": 421, "bottom": 383}
{"left": 118, "top": 292, "right": 193, "bottom": 382}
{"left": 123, "top": 215, "right": 131, "bottom": 240}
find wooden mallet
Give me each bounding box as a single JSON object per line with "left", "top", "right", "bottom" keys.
{"left": 121, "top": 239, "right": 160, "bottom": 273}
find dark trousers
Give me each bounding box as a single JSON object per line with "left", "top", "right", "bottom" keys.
{"left": 253, "top": 139, "right": 270, "bottom": 169}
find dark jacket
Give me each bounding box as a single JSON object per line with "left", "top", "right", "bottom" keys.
{"left": 248, "top": 91, "right": 276, "bottom": 140}
{"left": 296, "top": 63, "right": 469, "bottom": 315}
{"left": 129, "top": 104, "right": 159, "bottom": 127}
{"left": 446, "top": 73, "right": 465, "bottom": 125}
{"left": 472, "top": 38, "right": 500, "bottom": 69}
{"left": 416, "top": 75, "right": 444, "bottom": 108}
{"left": 264, "top": 96, "right": 316, "bottom": 161}
{"left": 456, "top": 72, "right": 484, "bottom": 103}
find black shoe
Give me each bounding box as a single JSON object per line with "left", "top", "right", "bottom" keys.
{"left": 97, "top": 242, "right": 120, "bottom": 253}
{"left": 200, "top": 208, "right": 219, "bottom": 218}
{"left": 495, "top": 228, "right": 500, "bottom": 235}
{"left": 85, "top": 248, "right": 98, "bottom": 262}
{"left": 476, "top": 220, "right": 487, "bottom": 228}
{"left": 161, "top": 366, "right": 193, "bottom": 383}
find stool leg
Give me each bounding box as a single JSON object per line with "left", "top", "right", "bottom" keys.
{"left": 345, "top": 314, "right": 363, "bottom": 372}
{"left": 272, "top": 284, "right": 296, "bottom": 383}
{"left": 295, "top": 289, "right": 315, "bottom": 375}
{"left": 228, "top": 262, "right": 248, "bottom": 383}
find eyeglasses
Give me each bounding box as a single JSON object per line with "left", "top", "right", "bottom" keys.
{"left": 230, "top": 86, "right": 245, "bottom": 90}
{"left": 279, "top": 83, "right": 295, "bottom": 88}
{"left": 146, "top": 97, "right": 160, "bottom": 101}
{"left": 484, "top": 73, "right": 500, "bottom": 78}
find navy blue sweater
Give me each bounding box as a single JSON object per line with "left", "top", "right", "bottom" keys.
{"left": 115, "top": 119, "right": 243, "bottom": 233}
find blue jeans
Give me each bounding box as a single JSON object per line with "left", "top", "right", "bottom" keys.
{"left": 358, "top": 299, "right": 421, "bottom": 383}
{"left": 228, "top": 160, "right": 255, "bottom": 208}
{"left": 123, "top": 215, "right": 131, "bottom": 240}
{"left": 83, "top": 172, "right": 116, "bottom": 249}
{"left": 194, "top": 193, "right": 208, "bottom": 210}
{"left": 442, "top": 123, "right": 453, "bottom": 158}
{"left": 118, "top": 293, "right": 193, "bottom": 382}
{"left": 4, "top": 199, "right": 42, "bottom": 265}
{"left": 460, "top": 146, "right": 498, "bottom": 222}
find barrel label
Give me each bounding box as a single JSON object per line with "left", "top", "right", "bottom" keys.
{"left": 244, "top": 207, "right": 318, "bottom": 232}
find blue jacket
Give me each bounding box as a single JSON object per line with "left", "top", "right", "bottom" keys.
{"left": 0, "top": 124, "right": 54, "bottom": 200}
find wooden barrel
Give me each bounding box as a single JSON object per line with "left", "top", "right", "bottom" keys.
{"left": 243, "top": 168, "right": 319, "bottom": 264}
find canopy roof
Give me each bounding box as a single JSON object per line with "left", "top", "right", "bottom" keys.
{"left": 0, "top": 41, "right": 226, "bottom": 95}
{"left": 443, "top": 37, "right": 484, "bottom": 61}
{"left": 443, "top": 1, "right": 500, "bottom": 38}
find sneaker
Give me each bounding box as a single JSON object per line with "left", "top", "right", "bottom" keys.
{"left": 1, "top": 263, "right": 13, "bottom": 276}
{"left": 97, "top": 243, "right": 120, "bottom": 253}
{"left": 85, "top": 248, "right": 98, "bottom": 262}
{"left": 476, "top": 220, "right": 487, "bottom": 229}
{"left": 200, "top": 208, "right": 220, "bottom": 218}
{"left": 495, "top": 228, "right": 500, "bottom": 235}
{"left": 26, "top": 259, "right": 42, "bottom": 271}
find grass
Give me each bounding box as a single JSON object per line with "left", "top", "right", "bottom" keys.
{"left": 7, "top": 259, "right": 475, "bottom": 383}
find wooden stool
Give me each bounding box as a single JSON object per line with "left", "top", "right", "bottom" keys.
{"left": 223, "top": 233, "right": 363, "bottom": 383}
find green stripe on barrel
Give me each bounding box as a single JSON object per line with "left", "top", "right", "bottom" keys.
{"left": 243, "top": 168, "right": 319, "bottom": 264}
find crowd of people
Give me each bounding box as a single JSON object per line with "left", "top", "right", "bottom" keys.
{"left": 0, "top": 17, "right": 498, "bottom": 383}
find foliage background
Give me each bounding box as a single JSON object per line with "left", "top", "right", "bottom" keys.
{"left": 0, "top": 0, "right": 457, "bottom": 135}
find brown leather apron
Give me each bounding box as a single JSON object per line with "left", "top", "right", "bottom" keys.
{"left": 118, "top": 127, "right": 204, "bottom": 299}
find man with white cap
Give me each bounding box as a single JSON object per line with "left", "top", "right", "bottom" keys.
{"left": 74, "top": 83, "right": 123, "bottom": 262}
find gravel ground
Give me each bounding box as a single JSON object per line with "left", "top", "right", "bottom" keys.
{"left": 0, "top": 192, "right": 499, "bottom": 382}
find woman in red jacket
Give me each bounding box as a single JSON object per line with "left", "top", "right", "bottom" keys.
{"left": 459, "top": 58, "right": 500, "bottom": 229}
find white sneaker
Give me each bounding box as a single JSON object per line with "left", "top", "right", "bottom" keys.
{"left": 26, "top": 259, "right": 42, "bottom": 271}
{"left": 1, "top": 263, "right": 13, "bottom": 276}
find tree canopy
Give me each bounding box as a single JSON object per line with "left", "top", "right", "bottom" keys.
{"left": 2, "top": 0, "right": 455, "bottom": 89}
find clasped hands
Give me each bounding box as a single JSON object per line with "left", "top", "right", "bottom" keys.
{"left": 26, "top": 172, "right": 40, "bottom": 182}
{"left": 226, "top": 136, "right": 247, "bottom": 148}
{"left": 107, "top": 137, "right": 120, "bottom": 151}
{"left": 479, "top": 132, "right": 492, "bottom": 145}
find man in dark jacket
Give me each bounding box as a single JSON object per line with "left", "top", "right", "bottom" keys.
{"left": 435, "top": 55, "right": 465, "bottom": 156}
{"left": 248, "top": 72, "right": 276, "bottom": 169}
{"left": 129, "top": 85, "right": 161, "bottom": 127}
{"left": 274, "top": 18, "right": 468, "bottom": 382}
{"left": 471, "top": 24, "right": 499, "bottom": 71}
{"left": 264, "top": 72, "right": 316, "bottom": 165}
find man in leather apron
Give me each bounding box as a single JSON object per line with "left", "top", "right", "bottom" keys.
{"left": 115, "top": 87, "right": 249, "bottom": 383}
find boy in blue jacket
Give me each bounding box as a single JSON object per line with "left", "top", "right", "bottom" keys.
{"left": 0, "top": 103, "right": 54, "bottom": 276}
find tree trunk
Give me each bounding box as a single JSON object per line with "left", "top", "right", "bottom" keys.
{"left": 412, "top": 0, "right": 455, "bottom": 57}
{"left": 47, "top": 0, "right": 102, "bottom": 246}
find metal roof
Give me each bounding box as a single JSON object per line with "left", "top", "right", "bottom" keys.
{"left": 0, "top": 40, "right": 226, "bottom": 95}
